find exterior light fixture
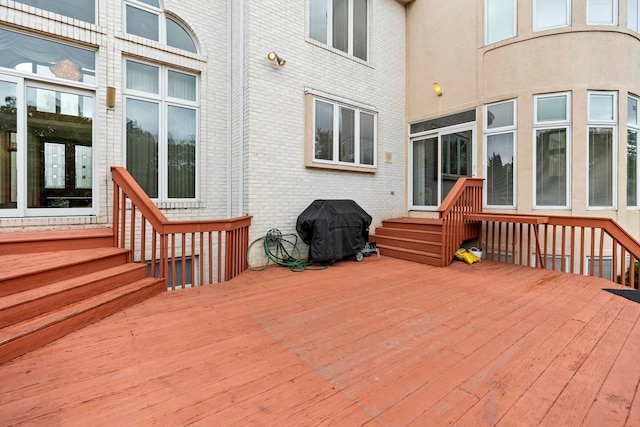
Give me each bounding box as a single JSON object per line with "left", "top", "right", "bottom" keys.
{"left": 267, "top": 51, "right": 286, "bottom": 67}
{"left": 106, "top": 86, "right": 116, "bottom": 108}
{"left": 433, "top": 83, "right": 443, "bottom": 96}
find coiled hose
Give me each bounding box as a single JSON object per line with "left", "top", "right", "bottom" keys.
{"left": 247, "top": 228, "right": 328, "bottom": 272}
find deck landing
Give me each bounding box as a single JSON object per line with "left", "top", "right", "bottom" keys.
{"left": 1, "top": 257, "right": 639, "bottom": 426}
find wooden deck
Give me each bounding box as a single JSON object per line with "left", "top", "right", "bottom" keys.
{"left": 1, "top": 256, "right": 639, "bottom": 426}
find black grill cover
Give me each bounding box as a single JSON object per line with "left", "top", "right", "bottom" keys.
{"left": 296, "top": 200, "right": 372, "bottom": 263}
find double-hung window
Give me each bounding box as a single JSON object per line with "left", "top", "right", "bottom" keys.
{"left": 587, "top": 91, "right": 617, "bottom": 208}
{"left": 306, "top": 91, "right": 376, "bottom": 170}
{"left": 484, "top": 100, "right": 516, "bottom": 207}
{"left": 309, "top": 0, "right": 369, "bottom": 61}
{"left": 125, "top": 0, "right": 197, "bottom": 53}
{"left": 124, "top": 59, "right": 198, "bottom": 200}
{"left": 485, "top": 0, "right": 517, "bottom": 45}
{"left": 630, "top": 0, "right": 640, "bottom": 31}
{"left": 533, "top": 92, "right": 571, "bottom": 208}
{"left": 629, "top": 96, "right": 639, "bottom": 206}
{"left": 534, "top": 0, "right": 571, "bottom": 31}
{"left": 587, "top": 0, "right": 618, "bottom": 25}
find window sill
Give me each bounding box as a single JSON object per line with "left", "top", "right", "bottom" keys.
{"left": 305, "top": 161, "right": 377, "bottom": 174}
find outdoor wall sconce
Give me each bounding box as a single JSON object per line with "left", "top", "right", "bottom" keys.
{"left": 267, "top": 51, "right": 286, "bottom": 67}
{"left": 106, "top": 86, "right": 116, "bottom": 108}
{"left": 433, "top": 83, "right": 443, "bottom": 96}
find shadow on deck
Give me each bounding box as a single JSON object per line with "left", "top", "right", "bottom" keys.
{"left": 1, "top": 256, "right": 639, "bottom": 426}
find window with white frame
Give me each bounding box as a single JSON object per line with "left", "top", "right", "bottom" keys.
{"left": 485, "top": 0, "right": 517, "bottom": 45}
{"left": 309, "top": 0, "right": 368, "bottom": 61}
{"left": 14, "top": 0, "right": 95, "bottom": 23}
{"left": 587, "top": 0, "right": 618, "bottom": 25}
{"left": 484, "top": 99, "right": 516, "bottom": 207}
{"left": 587, "top": 91, "right": 617, "bottom": 208}
{"left": 630, "top": 0, "right": 640, "bottom": 31}
{"left": 306, "top": 92, "right": 376, "bottom": 170}
{"left": 124, "top": 59, "right": 198, "bottom": 200}
{"left": 125, "top": 0, "right": 197, "bottom": 53}
{"left": 533, "top": 92, "right": 571, "bottom": 208}
{"left": 534, "top": 0, "right": 571, "bottom": 31}
{"left": 628, "top": 95, "right": 639, "bottom": 206}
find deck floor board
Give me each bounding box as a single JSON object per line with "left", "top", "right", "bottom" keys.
{"left": 0, "top": 256, "right": 639, "bottom": 426}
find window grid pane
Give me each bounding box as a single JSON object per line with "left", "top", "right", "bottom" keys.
{"left": 536, "top": 95, "right": 567, "bottom": 122}
{"left": 126, "top": 5, "right": 159, "bottom": 41}
{"left": 360, "top": 112, "right": 374, "bottom": 165}
{"left": 126, "top": 98, "right": 159, "bottom": 198}
{"left": 314, "top": 100, "right": 334, "bottom": 161}
{"left": 338, "top": 107, "right": 355, "bottom": 163}
{"left": 126, "top": 61, "right": 160, "bottom": 94}
{"left": 627, "top": 129, "right": 637, "bottom": 206}
{"left": 536, "top": 128, "right": 567, "bottom": 206}
{"left": 486, "top": 0, "right": 516, "bottom": 44}
{"left": 589, "top": 93, "right": 615, "bottom": 121}
{"left": 309, "top": 0, "right": 328, "bottom": 43}
{"left": 534, "top": 0, "right": 569, "bottom": 30}
{"left": 588, "top": 0, "right": 617, "bottom": 24}
{"left": 589, "top": 127, "right": 614, "bottom": 207}
{"left": 487, "top": 133, "right": 514, "bottom": 206}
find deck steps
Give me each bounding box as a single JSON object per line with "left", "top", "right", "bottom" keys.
{"left": 0, "top": 229, "right": 165, "bottom": 364}
{"left": 369, "top": 218, "right": 444, "bottom": 267}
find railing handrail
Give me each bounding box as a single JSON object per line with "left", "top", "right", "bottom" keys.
{"left": 111, "top": 166, "right": 252, "bottom": 288}
{"left": 438, "top": 178, "right": 484, "bottom": 219}
{"left": 111, "top": 166, "right": 168, "bottom": 230}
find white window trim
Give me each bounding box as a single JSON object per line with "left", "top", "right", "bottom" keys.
{"left": 306, "top": 90, "right": 377, "bottom": 171}
{"left": 587, "top": 90, "right": 618, "bottom": 210}
{"left": 587, "top": 0, "right": 619, "bottom": 25}
{"left": 123, "top": 58, "right": 200, "bottom": 202}
{"left": 485, "top": 0, "right": 517, "bottom": 45}
{"left": 533, "top": 92, "right": 572, "bottom": 210}
{"left": 533, "top": 0, "right": 571, "bottom": 31}
{"left": 484, "top": 99, "right": 517, "bottom": 208}
{"left": 307, "top": 0, "right": 370, "bottom": 61}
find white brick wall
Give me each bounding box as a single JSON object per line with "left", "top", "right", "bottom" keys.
{"left": 0, "top": 0, "right": 408, "bottom": 262}
{"left": 242, "top": 0, "right": 407, "bottom": 245}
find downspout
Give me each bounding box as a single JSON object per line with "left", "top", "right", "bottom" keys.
{"left": 237, "top": 0, "right": 245, "bottom": 217}
{"left": 226, "top": 0, "right": 232, "bottom": 218}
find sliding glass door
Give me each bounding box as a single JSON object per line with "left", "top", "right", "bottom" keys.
{"left": 410, "top": 125, "right": 475, "bottom": 210}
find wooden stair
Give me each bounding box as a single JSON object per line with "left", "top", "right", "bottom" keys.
{"left": 0, "top": 229, "right": 165, "bottom": 364}
{"left": 369, "top": 218, "right": 444, "bottom": 267}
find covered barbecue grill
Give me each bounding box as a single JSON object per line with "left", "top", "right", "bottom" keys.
{"left": 296, "top": 199, "right": 372, "bottom": 263}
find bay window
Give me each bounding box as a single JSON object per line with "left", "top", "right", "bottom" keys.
{"left": 309, "top": 0, "right": 369, "bottom": 61}
{"left": 485, "top": 100, "right": 516, "bottom": 207}
{"left": 485, "top": 0, "right": 517, "bottom": 45}
{"left": 533, "top": 93, "right": 571, "bottom": 208}
{"left": 125, "top": 60, "right": 198, "bottom": 200}
{"left": 628, "top": 96, "right": 639, "bottom": 207}
{"left": 306, "top": 92, "right": 376, "bottom": 170}
{"left": 587, "top": 0, "right": 618, "bottom": 25}
{"left": 587, "top": 91, "right": 617, "bottom": 208}
{"left": 534, "top": 0, "right": 571, "bottom": 31}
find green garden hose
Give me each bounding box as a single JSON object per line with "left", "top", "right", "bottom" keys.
{"left": 247, "top": 229, "right": 328, "bottom": 272}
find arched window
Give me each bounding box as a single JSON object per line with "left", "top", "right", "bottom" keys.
{"left": 124, "top": 1, "right": 197, "bottom": 53}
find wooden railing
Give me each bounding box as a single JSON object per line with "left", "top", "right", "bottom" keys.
{"left": 437, "top": 178, "right": 484, "bottom": 267}
{"left": 111, "top": 166, "right": 251, "bottom": 290}
{"left": 466, "top": 212, "right": 640, "bottom": 288}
